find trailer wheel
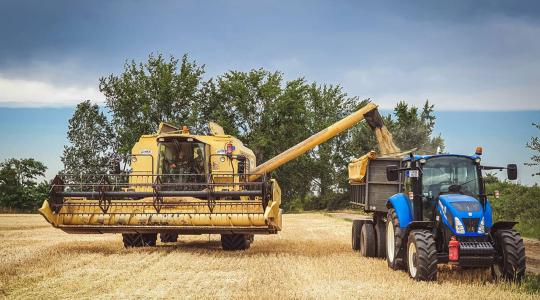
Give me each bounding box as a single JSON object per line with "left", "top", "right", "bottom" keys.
{"left": 374, "top": 215, "right": 386, "bottom": 258}
{"left": 160, "top": 232, "right": 179, "bottom": 243}
{"left": 360, "top": 223, "right": 376, "bottom": 257}
{"left": 352, "top": 220, "right": 362, "bottom": 251}
{"left": 406, "top": 230, "right": 437, "bottom": 281}
{"left": 122, "top": 233, "right": 157, "bottom": 247}
{"left": 386, "top": 208, "right": 405, "bottom": 270}
{"left": 492, "top": 229, "right": 526, "bottom": 281}
{"left": 221, "top": 234, "right": 251, "bottom": 251}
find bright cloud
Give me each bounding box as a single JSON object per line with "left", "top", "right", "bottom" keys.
{"left": 0, "top": 75, "right": 104, "bottom": 107}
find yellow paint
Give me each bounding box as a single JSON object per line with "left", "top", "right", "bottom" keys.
{"left": 40, "top": 102, "right": 380, "bottom": 236}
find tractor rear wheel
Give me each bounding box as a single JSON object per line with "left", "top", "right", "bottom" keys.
{"left": 352, "top": 220, "right": 362, "bottom": 251}
{"left": 360, "top": 223, "right": 376, "bottom": 257}
{"left": 221, "top": 234, "right": 251, "bottom": 251}
{"left": 493, "top": 229, "right": 526, "bottom": 281}
{"left": 386, "top": 208, "right": 405, "bottom": 270}
{"left": 160, "top": 232, "right": 179, "bottom": 243}
{"left": 122, "top": 233, "right": 157, "bottom": 247}
{"left": 406, "top": 229, "right": 438, "bottom": 281}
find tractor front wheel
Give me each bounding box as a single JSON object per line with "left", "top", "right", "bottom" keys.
{"left": 406, "top": 229, "right": 438, "bottom": 281}
{"left": 493, "top": 229, "right": 526, "bottom": 281}
{"left": 386, "top": 208, "right": 405, "bottom": 270}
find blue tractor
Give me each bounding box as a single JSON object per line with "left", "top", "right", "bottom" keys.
{"left": 350, "top": 148, "right": 526, "bottom": 281}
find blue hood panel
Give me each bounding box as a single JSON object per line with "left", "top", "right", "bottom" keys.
{"left": 437, "top": 194, "right": 491, "bottom": 237}
{"left": 439, "top": 194, "right": 483, "bottom": 219}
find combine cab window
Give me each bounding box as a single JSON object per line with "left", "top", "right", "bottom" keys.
{"left": 158, "top": 140, "right": 207, "bottom": 186}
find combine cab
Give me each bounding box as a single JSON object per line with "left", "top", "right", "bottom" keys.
{"left": 40, "top": 103, "right": 383, "bottom": 250}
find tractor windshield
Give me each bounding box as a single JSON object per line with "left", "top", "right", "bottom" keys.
{"left": 421, "top": 156, "right": 480, "bottom": 199}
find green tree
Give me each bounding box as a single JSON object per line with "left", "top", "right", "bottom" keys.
{"left": 386, "top": 100, "right": 444, "bottom": 153}
{"left": 0, "top": 158, "right": 49, "bottom": 211}
{"left": 62, "top": 100, "right": 114, "bottom": 175}
{"left": 525, "top": 123, "right": 540, "bottom": 176}
{"left": 199, "top": 69, "right": 315, "bottom": 210}
{"left": 99, "top": 53, "right": 205, "bottom": 156}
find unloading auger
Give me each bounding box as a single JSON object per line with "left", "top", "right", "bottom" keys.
{"left": 39, "top": 102, "right": 385, "bottom": 250}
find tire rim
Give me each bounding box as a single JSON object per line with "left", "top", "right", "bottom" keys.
{"left": 386, "top": 222, "right": 394, "bottom": 263}
{"left": 408, "top": 241, "right": 417, "bottom": 278}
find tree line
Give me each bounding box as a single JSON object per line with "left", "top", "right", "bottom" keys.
{"left": 1, "top": 53, "right": 538, "bottom": 216}
{"left": 62, "top": 53, "right": 444, "bottom": 210}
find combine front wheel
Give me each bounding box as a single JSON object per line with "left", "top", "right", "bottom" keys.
{"left": 122, "top": 233, "right": 157, "bottom": 248}
{"left": 160, "top": 232, "right": 179, "bottom": 243}
{"left": 221, "top": 234, "right": 251, "bottom": 251}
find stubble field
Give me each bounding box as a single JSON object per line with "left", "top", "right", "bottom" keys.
{"left": 0, "top": 213, "right": 538, "bottom": 299}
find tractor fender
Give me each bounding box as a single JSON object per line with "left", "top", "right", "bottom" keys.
{"left": 386, "top": 193, "right": 413, "bottom": 228}
{"left": 490, "top": 221, "right": 518, "bottom": 235}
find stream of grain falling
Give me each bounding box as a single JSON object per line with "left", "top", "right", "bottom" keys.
{"left": 373, "top": 126, "right": 400, "bottom": 155}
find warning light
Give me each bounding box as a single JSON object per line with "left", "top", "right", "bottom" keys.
{"left": 475, "top": 146, "right": 482, "bottom": 155}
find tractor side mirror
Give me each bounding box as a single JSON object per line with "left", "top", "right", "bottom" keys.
{"left": 386, "top": 165, "right": 399, "bottom": 181}
{"left": 507, "top": 164, "right": 517, "bottom": 180}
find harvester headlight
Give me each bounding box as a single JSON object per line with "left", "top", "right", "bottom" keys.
{"left": 477, "top": 217, "right": 485, "bottom": 234}
{"left": 454, "top": 217, "right": 465, "bottom": 234}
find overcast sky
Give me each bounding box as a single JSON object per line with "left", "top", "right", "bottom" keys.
{"left": 0, "top": 1, "right": 539, "bottom": 184}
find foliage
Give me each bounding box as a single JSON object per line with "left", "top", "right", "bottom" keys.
{"left": 62, "top": 100, "right": 115, "bottom": 175}
{"left": 0, "top": 158, "right": 49, "bottom": 211}
{"left": 525, "top": 122, "right": 540, "bottom": 176}
{"left": 65, "top": 53, "right": 445, "bottom": 211}
{"left": 99, "top": 53, "right": 205, "bottom": 156}
{"left": 485, "top": 177, "right": 540, "bottom": 238}
{"left": 385, "top": 100, "right": 444, "bottom": 154}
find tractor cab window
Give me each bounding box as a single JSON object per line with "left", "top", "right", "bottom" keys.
{"left": 158, "top": 139, "right": 207, "bottom": 186}
{"left": 421, "top": 156, "right": 479, "bottom": 199}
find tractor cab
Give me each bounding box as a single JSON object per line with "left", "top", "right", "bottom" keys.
{"left": 402, "top": 154, "right": 485, "bottom": 233}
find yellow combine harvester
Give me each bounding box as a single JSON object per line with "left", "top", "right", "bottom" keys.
{"left": 40, "top": 102, "right": 384, "bottom": 250}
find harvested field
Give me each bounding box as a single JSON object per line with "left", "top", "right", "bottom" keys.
{"left": 0, "top": 213, "right": 538, "bottom": 299}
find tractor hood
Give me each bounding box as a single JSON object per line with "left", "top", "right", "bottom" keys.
{"left": 439, "top": 194, "right": 483, "bottom": 218}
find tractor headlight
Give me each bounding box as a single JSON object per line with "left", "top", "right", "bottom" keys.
{"left": 477, "top": 217, "right": 485, "bottom": 234}
{"left": 454, "top": 217, "right": 465, "bottom": 234}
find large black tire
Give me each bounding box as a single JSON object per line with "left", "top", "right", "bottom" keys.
{"left": 360, "top": 223, "right": 376, "bottom": 257}
{"left": 122, "top": 233, "right": 157, "bottom": 247}
{"left": 493, "top": 229, "right": 526, "bottom": 281}
{"left": 374, "top": 216, "right": 386, "bottom": 258}
{"left": 406, "top": 230, "right": 438, "bottom": 281}
{"left": 221, "top": 234, "right": 251, "bottom": 251}
{"left": 160, "top": 232, "right": 179, "bottom": 243}
{"left": 352, "top": 220, "right": 362, "bottom": 251}
{"left": 386, "top": 208, "right": 405, "bottom": 270}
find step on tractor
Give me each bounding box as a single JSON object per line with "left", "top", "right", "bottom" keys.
{"left": 349, "top": 149, "right": 526, "bottom": 281}
{"left": 39, "top": 103, "right": 386, "bottom": 250}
